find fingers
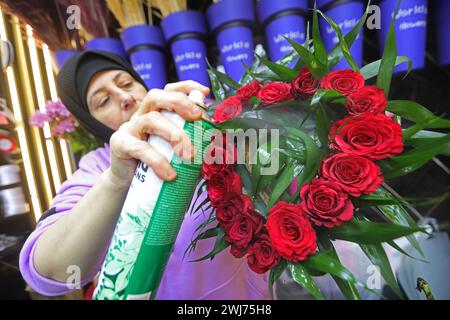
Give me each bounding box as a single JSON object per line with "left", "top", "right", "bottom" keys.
{"left": 111, "top": 110, "right": 196, "bottom": 181}
{"left": 131, "top": 111, "right": 194, "bottom": 161}
{"left": 118, "top": 135, "right": 177, "bottom": 181}
{"left": 110, "top": 80, "right": 209, "bottom": 182}
{"left": 164, "top": 80, "right": 210, "bottom": 96}
{"left": 134, "top": 88, "right": 203, "bottom": 121}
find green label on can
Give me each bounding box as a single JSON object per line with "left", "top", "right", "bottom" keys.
{"left": 94, "top": 115, "right": 214, "bottom": 300}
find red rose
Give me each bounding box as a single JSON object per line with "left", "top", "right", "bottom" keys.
{"left": 230, "top": 244, "right": 248, "bottom": 258}
{"left": 320, "top": 69, "right": 365, "bottom": 96}
{"left": 266, "top": 201, "right": 317, "bottom": 262}
{"left": 291, "top": 66, "right": 319, "bottom": 100}
{"left": 207, "top": 169, "right": 243, "bottom": 207}
{"left": 346, "top": 86, "right": 387, "bottom": 115}
{"left": 329, "top": 113, "right": 404, "bottom": 160}
{"left": 236, "top": 80, "right": 261, "bottom": 103}
{"left": 257, "top": 82, "right": 293, "bottom": 105}
{"left": 300, "top": 178, "right": 354, "bottom": 228}
{"left": 216, "top": 193, "right": 254, "bottom": 232}
{"left": 226, "top": 208, "right": 264, "bottom": 249}
{"left": 201, "top": 134, "right": 238, "bottom": 180}
{"left": 213, "top": 96, "right": 243, "bottom": 123}
{"left": 319, "top": 153, "right": 384, "bottom": 197}
{"left": 247, "top": 232, "right": 281, "bottom": 274}
{"left": 201, "top": 163, "right": 229, "bottom": 181}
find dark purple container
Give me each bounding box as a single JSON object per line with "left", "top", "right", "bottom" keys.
{"left": 121, "top": 25, "right": 167, "bottom": 89}
{"left": 53, "top": 50, "right": 78, "bottom": 70}
{"left": 207, "top": 0, "right": 255, "bottom": 82}
{"left": 317, "top": 0, "right": 365, "bottom": 70}
{"left": 161, "top": 10, "right": 210, "bottom": 88}
{"left": 85, "top": 37, "right": 128, "bottom": 60}
{"left": 436, "top": 0, "right": 450, "bottom": 66}
{"left": 257, "top": 0, "right": 308, "bottom": 64}
{"left": 379, "top": 0, "right": 428, "bottom": 73}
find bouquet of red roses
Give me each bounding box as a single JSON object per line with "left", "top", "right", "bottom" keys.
{"left": 187, "top": 2, "right": 450, "bottom": 299}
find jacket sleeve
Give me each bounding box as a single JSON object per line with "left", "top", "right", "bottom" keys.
{"left": 19, "top": 146, "right": 110, "bottom": 297}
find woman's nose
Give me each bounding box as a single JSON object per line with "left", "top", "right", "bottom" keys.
{"left": 119, "top": 93, "right": 137, "bottom": 111}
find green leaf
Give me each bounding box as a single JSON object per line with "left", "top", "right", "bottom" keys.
{"left": 403, "top": 121, "right": 442, "bottom": 142}
{"left": 387, "top": 101, "right": 450, "bottom": 129}
{"left": 316, "top": 105, "right": 331, "bottom": 149}
{"left": 216, "top": 117, "right": 280, "bottom": 132}
{"left": 375, "top": 187, "right": 425, "bottom": 257}
{"left": 316, "top": 236, "right": 363, "bottom": 300}
{"left": 302, "top": 265, "right": 326, "bottom": 277}
{"left": 193, "top": 212, "right": 216, "bottom": 234}
{"left": 256, "top": 54, "right": 298, "bottom": 82}
{"left": 235, "top": 164, "right": 253, "bottom": 194}
{"left": 333, "top": 275, "right": 363, "bottom": 300}
{"left": 185, "top": 227, "right": 221, "bottom": 258}
{"left": 359, "top": 243, "right": 405, "bottom": 299}
{"left": 276, "top": 47, "right": 300, "bottom": 67}
{"left": 220, "top": 105, "right": 311, "bottom": 134}
{"left": 357, "top": 191, "right": 449, "bottom": 208}
{"left": 253, "top": 70, "right": 283, "bottom": 82}
{"left": 310, "top": 89, "right": 346, "bottom": 107}
{"left": 387, "top": 240, "right": 428, "bottom": 263}
{"left": 317, "top": 9, "right": 359, "bottom": 71}
{"left": 409, "top": 130, "right": 447, "bottom": 139}
{"left": 407, "top": 137, "right": 450, "bottom": 157}
{"left": 207, "top": 69, "right": 226, "bottom": 101}
{"left": 252, "top": 139, "right": 286, "bottom": 195}
{"left": 284, "top": 37, "right": 328, "bottom": 79}
{"left": 196, "top": 227, "right": 221, "bottom": 240}
{"left": 290, "top": 32, "right": 310, "bottom": 72}
{"left": 189, "top": 229, "right": 230, "bottom": 262}
{"left": 290, "top": 263, "right": 325, "bottom": 300}
{"left": 325, "top": 218, "right": 425, "bottom": 244}
{"left": 302, "top": 251, "right": 357, "bottom": 283}
{"left": 184, "top": 222, "right": 217, "bottom": 259}
{"left": 287, "top": 127, "right": 321, "bottom": 191}
{"left": 361, "top": 56, "right": 412, "bottom": 80}
{"left": 312, "top": 3, "right": 328, "bottom": 67}
{"left": 377, "top": 0, "right": 401, "bottom": 96}
{"left": 379, "top": 134, "right": 450, "bottom": 179}
{"left": 280, "top": 138, "right": 307, "bottom": 164}
{"left": 253, "top": 196, "right": 268, "bottom": 218}
{"left": 240, "top": 63, "right": 256, "bottom": 84}
{"left": 268, "top": 159, "right": 303, "bottom": 208}
{"left": 239, "top": 58, "right": 261, "bottom": 85}
{"left": 327, "top": 2, "right": 370, "bottom": 69}
{"left": 269, "top": 260, "right": 287, "bottom": 299}
{"left": 207, "top": 63, "right": 240, "bottom": 90}
{"left": 189, "top": 180, "right": 209, "bottom": 215}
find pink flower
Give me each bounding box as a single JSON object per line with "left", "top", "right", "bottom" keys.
{"left": 45, "top": 100, "right": 71, "bottom": 118}
{"left": 52, "top": 118, "right": 76, "bottom": 136}
{"left": 29, "top": 111, "right": 50, "bottom": 127}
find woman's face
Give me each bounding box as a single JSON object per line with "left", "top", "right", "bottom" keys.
{"left": 86, "top": 69, "right": 147, "bottom": 130}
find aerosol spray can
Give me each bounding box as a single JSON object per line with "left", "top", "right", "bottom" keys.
{"left": 94, "top": 90, "right": 215, "bottom": 300}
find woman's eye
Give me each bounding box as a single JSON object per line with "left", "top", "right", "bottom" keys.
{"left": 121, "top": 81, "right": 133, "bottom": 88}
{"left": 99, "top": 96, "right": 110, "bottom": 108}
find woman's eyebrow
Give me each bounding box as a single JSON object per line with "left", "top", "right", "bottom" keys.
{"left": 89, "top": 87, "right": 107, "bottom": 107}
{"left": 114, "top": 71, "right": 130, "bottom": 83}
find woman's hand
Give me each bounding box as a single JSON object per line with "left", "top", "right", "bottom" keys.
{"left": 108, "top": 80, "right": 210, "bottom": 187}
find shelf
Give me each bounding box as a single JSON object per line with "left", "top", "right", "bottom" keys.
{"left": 0, "top": 211, "right": 30, "bottom": 224}
{"left": 0, "top": 241, "right": 23, "bottom": 260}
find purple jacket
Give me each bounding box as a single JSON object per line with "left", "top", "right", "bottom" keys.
{"left": 19, "top": 144, "right": 270, "bottom": 299}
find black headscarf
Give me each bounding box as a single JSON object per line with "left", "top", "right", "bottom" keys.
{"left": 57, "top": 50, "right": 148, "bottom": 143}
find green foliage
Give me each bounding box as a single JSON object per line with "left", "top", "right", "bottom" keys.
{"left": 193, "top": 2, "right": 449, "bottom": 300}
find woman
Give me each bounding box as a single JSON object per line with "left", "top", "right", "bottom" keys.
{"left": 19, "top": 50, "right": 270, "bottom": 299}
